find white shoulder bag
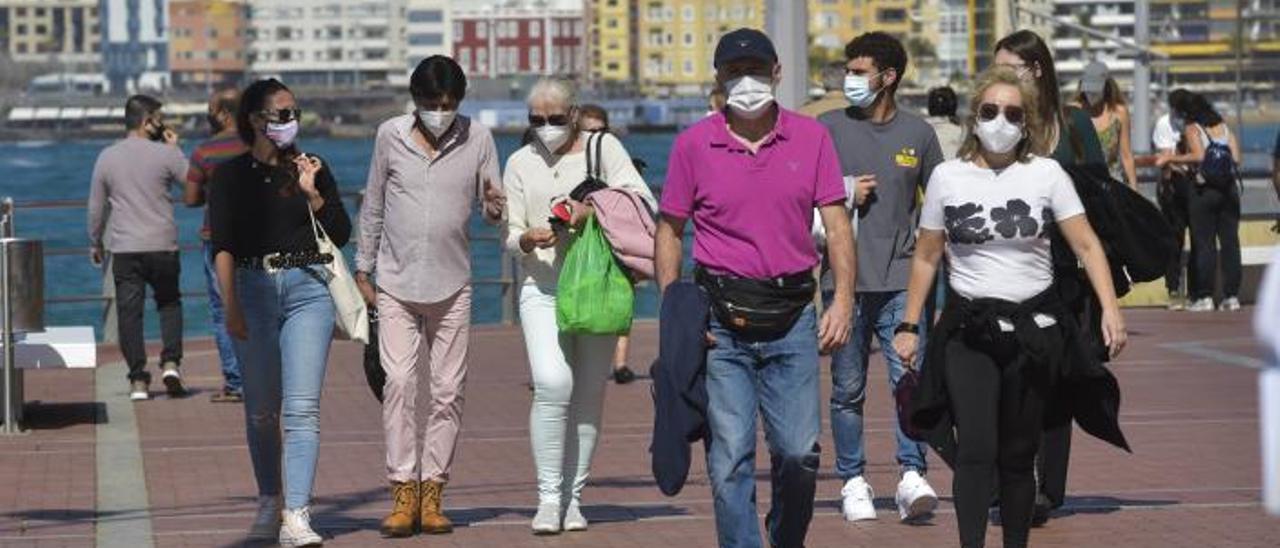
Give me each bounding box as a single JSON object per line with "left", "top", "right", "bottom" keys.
{"left": 307, "top": 203, "right": 369, "bottom": 344}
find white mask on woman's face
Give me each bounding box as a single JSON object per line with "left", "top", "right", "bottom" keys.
{"left": 535, "top": 124, "right": 571, "bottom": 152}
{"left": 724, "top": 75, "right": 775, "bottom": 119}
{"left": 974, "top": 114, "right": 1024, "bottom": 154}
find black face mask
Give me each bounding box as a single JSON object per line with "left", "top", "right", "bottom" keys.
{"left": 207, "top": 114, "right": 225, "bottom": 134}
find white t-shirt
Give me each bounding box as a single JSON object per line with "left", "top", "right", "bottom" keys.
{"left": 920, "top": 157, "right": 1086, "bottom": 303}
{"left": 1152, "top": 113, "right": 1181, "bottom": 152}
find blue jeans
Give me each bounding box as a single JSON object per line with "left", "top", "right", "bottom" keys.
{"left": 232, "top": 267, "right": 335, "bottom": 510}
{"left": 203, "top": 241, "right": 242, "bottom": 393}
{"left": 706, "top": 306, "right": 821, "bottom": 548}
{"left": 824, "top": 290, "right": 929, "bottom": 480}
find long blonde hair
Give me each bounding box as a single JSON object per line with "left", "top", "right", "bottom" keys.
{"left": 957, "top": 66, "right": 1049, "bottom": 162}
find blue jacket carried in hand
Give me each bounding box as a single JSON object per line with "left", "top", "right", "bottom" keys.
{"left": 649, "top": 281, "right": 711, "bottom": 496}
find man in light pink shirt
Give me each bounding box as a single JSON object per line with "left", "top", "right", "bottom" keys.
{"left": 654, "top": 28, "right": 856, "bottom": 548}
{"left": 356, "top": 56, "right": 504, "bottom": 538}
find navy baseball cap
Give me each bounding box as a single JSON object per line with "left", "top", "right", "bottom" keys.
{"left": 714, "top": 28, "right": 778, "bottom": 70}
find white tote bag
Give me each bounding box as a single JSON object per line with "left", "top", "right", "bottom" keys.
{"left": 308, "top": 205, "right": 369, "bottom": 344}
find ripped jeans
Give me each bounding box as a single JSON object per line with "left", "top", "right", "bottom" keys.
{"left": 232, "top": 266, "right": 335, "bottom": 510}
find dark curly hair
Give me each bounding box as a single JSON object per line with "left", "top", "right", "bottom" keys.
{"left": 844, "top": 31, "right": 907, "bottom": 93}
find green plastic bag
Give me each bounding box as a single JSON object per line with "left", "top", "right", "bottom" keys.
{"left": 556, "top": 215, "right": 635, "bottom": 334}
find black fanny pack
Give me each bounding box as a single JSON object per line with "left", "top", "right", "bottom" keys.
{"left": 695, "top": 266, "right": 815, "bottom": 340}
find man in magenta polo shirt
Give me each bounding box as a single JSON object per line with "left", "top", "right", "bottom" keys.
{"left": 655, "top": 28, "right": 856, "bottom": 548}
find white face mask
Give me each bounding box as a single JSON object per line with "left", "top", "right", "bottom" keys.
{"left": 843, "top": 71, "right": 883, "bottom": 108}
{"left": 265, "top": 120, "right": 299, "bottom": 149}
{"left": 535, "top": 124, "right": 571, "bottom": 152}
{"left": 974, "top": 114, "right": 1024, "bottom": 155}
{"left": 724, "top": 75, "right": 775, "bottom": 119}
{"left": 418, "top": 110, "right": 456, "bottom": 138}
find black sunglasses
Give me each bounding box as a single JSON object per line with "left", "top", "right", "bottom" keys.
{"left": 528, "top": 114, "right": 571, "bottom": 128}
{"left": 260, "top": 108, "right": 302, "bottom": 124}
{"left": 977, "top": 103, "right": 1025, "bottom": 125}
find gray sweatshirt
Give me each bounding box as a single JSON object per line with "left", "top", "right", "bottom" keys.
{"left": 87, "top": 136, "right": 188, "bottom": 253}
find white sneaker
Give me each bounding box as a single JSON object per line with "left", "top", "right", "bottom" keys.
{"left": 248, "top": 495, "right": 282, "bottom": 539}
{"left": 895, "top": 470, "right": 938, "bottom": 522}
{"left": 531, "top": 502, "right": 562, "bottom": 535}
{"left": 129, "top": 380, "right": 149, "bottom": 401}
{"left": 1187, "top": 297, "right": 1215, "bottom": 312}
{"left": 1219, "top": 296, "right": 1241, "bottom": 311}
{"left": 563, "top": 501, "right": 588, "bottom": 532}
{"left": 279, "top": 506, "right": 323, "bottom": 547}
{"left": 840, "top": 476, "right": 877, "bottom": 522}
{"left": 1166, "top": 292, "right": 1185, "bottom": 311}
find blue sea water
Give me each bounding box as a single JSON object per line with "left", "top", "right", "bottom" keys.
{"left": 0, "top": 132, "right": 678, "bottom": 340}
{"left": 2, "top": 122, "right": 1277, "bottom": 341}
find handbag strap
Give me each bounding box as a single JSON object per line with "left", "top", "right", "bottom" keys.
{"left": 304, "top": 197, "right": 331, "bottom": 246}
{"left": 584, "top": 131, "right": 604, "bottom": 182}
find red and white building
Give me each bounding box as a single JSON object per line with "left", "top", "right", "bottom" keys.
{"left": 452, "top": 2, "right": 585, "bottom": 79}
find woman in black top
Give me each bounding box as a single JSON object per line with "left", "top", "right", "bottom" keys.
{"left": 208, "top": 78, "right": 351, "bottom": 547}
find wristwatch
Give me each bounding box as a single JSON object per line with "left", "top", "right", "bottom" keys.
{"left": 894, "top": 322, "right": 919, "bottom": 335}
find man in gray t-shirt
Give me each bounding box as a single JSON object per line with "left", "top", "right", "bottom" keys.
{"left": 87, "top": 95, "right": 188, "bottom": 401}
{"left": 817, "top": 31, "right": 944, "bottom": 524}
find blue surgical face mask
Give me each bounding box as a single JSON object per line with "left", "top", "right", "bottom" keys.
{"left": 843, "top": 70, "right": 885, "bottom": 109}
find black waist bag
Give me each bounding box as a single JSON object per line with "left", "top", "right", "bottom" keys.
{"left": 696, "top": 267, "right": 815, "bottom": 341}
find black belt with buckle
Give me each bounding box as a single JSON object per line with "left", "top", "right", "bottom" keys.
{"left": 236, "top": 250, "right": 333, "bottom": 271}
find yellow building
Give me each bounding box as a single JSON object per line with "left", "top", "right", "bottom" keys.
{"left": 587, "top": 0, "right": 637, "bottom": 85}
{"left": 0, "top": 0, "right": 101, "bottom": 66}
{"left": 637, "top": 0, "right": 765, "bottom": 97}
{"left": 808, "top": 1, "right": 944, "bottom": 86}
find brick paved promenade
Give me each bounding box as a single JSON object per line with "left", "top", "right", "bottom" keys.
{"left": 1, "top": 308, "right": 1279, "bottom": 547}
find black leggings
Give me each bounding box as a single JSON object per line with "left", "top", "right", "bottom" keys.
{"left": 945, "top": 336, "right": 1047, "bottom": 548}
{"left": 1157, "top": 172, "right": 1194, "bottom": 294}
{"left": 1187, "top": 183, "right": 1242, "bottom": 300}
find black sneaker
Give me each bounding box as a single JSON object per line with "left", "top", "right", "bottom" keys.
{"left": 161, "top": 362, "right": 188, "bottom": 398}
{"left": 613, "top": 365, "right": 636, "bottom": 384}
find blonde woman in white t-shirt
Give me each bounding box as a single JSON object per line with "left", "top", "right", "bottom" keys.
{"left": 891, "top": 67, "right": 1127, "bottom": 548}
{"left": 502, "top": 78, "right": 656, "bottom": 535}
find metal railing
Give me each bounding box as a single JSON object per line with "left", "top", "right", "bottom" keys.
{"left": 1, "top": 192, "right": 524, "bottom": 343}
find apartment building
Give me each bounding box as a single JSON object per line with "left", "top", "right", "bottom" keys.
{"left": 101, "top": 0, "right": 170, "bottom": 93}
{"left": 169, "top": 0, "right": 248, "bottom": 91}
{"left": 0, "top": 0, "right": 100, "bottom": 67}
{"left": 452, "top": 2, "right": 585, "bottom": 79}
{"left": 585, "top": 0, "right": 638, "bottom": 86}
{"left": 637, "top": 0, "right": 765, "bottom": 97}
{"left": 246, "top": 0, "right": 408, "bottom": 89}
{"left": 1150, "top": 0, "right": 1280, "bottom": 100}
{"left": 403, "top": 0, "right": 452, "bottom": 86}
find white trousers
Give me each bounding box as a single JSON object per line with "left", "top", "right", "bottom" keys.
{"left": 519, "top": 282, "right": 616, "bottom": 505}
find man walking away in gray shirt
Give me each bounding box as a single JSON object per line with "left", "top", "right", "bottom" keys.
{"left": 818, "top": 31, "right": 944, "bottom": 524}
{"left": 87, "top": 94, "right": 189, "bottom": 401}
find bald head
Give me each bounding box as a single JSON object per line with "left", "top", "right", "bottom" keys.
{"left": 207, "top": 88, "right": 240, "bottom": 135}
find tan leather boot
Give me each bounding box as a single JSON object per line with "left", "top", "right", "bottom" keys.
{"left": 420, "top": 480, "right": 454, "bottom": 534}
{"left": 380, "top": 481, "right": 419, "bottom": 537}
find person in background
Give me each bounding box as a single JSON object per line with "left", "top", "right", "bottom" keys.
{"left": 894, "top": 65, "right": 1127, "bottom": 548}
{"left": 994, "top": 29, "right": 1108, "bottom": 524}
{"left": 185, "top": 87, "right": 248, "bottom": 403}
{"left": 817, "top": 31, "right": 943, "bottom": 524}
{"left": 356, "top": 56, "right": 505, "bottom": 539}
{"left": 1075, "top": 61, "right": 1138, "bottom": 188}
{"left": 707, "top": 86, "right": 727, "bottom": 116}
{"left": 926, "top": 86, "right": 965, "bottom": 161}
{"left": 799, "top": 60, "right": 848, "bottom": 118}
{"left": 1273, "top": 129, "right": 1280, "bottom": 203}
{"left": 87, "top": 94, "right": 188, "bottom": 402}
{"left": 209, "top": 78, "right": 352, "bottom": 546}
{"left": 503, "top": 78, "right": 655, "bottom": 535}
{"left": 577, "top": 104, "right": 640, "bottom": 385}
{"left": 1152, "top": 89, "right": 1196, "bottom": 310}
{"left": 656, "top": 28, "right": 855, "bottom": 548}
{"left": 1158, "top": 93, "right": 1243, "bottom": 312}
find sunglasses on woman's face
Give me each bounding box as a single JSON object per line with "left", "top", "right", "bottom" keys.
{"left": 978, "top": 103, "right": 1025, "bottom": 125}
{"left": 528, "top": 113, "right": 571, "bottom": 127}
{"left": 260, "top": 108, "right": 302, "bottom": 124}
